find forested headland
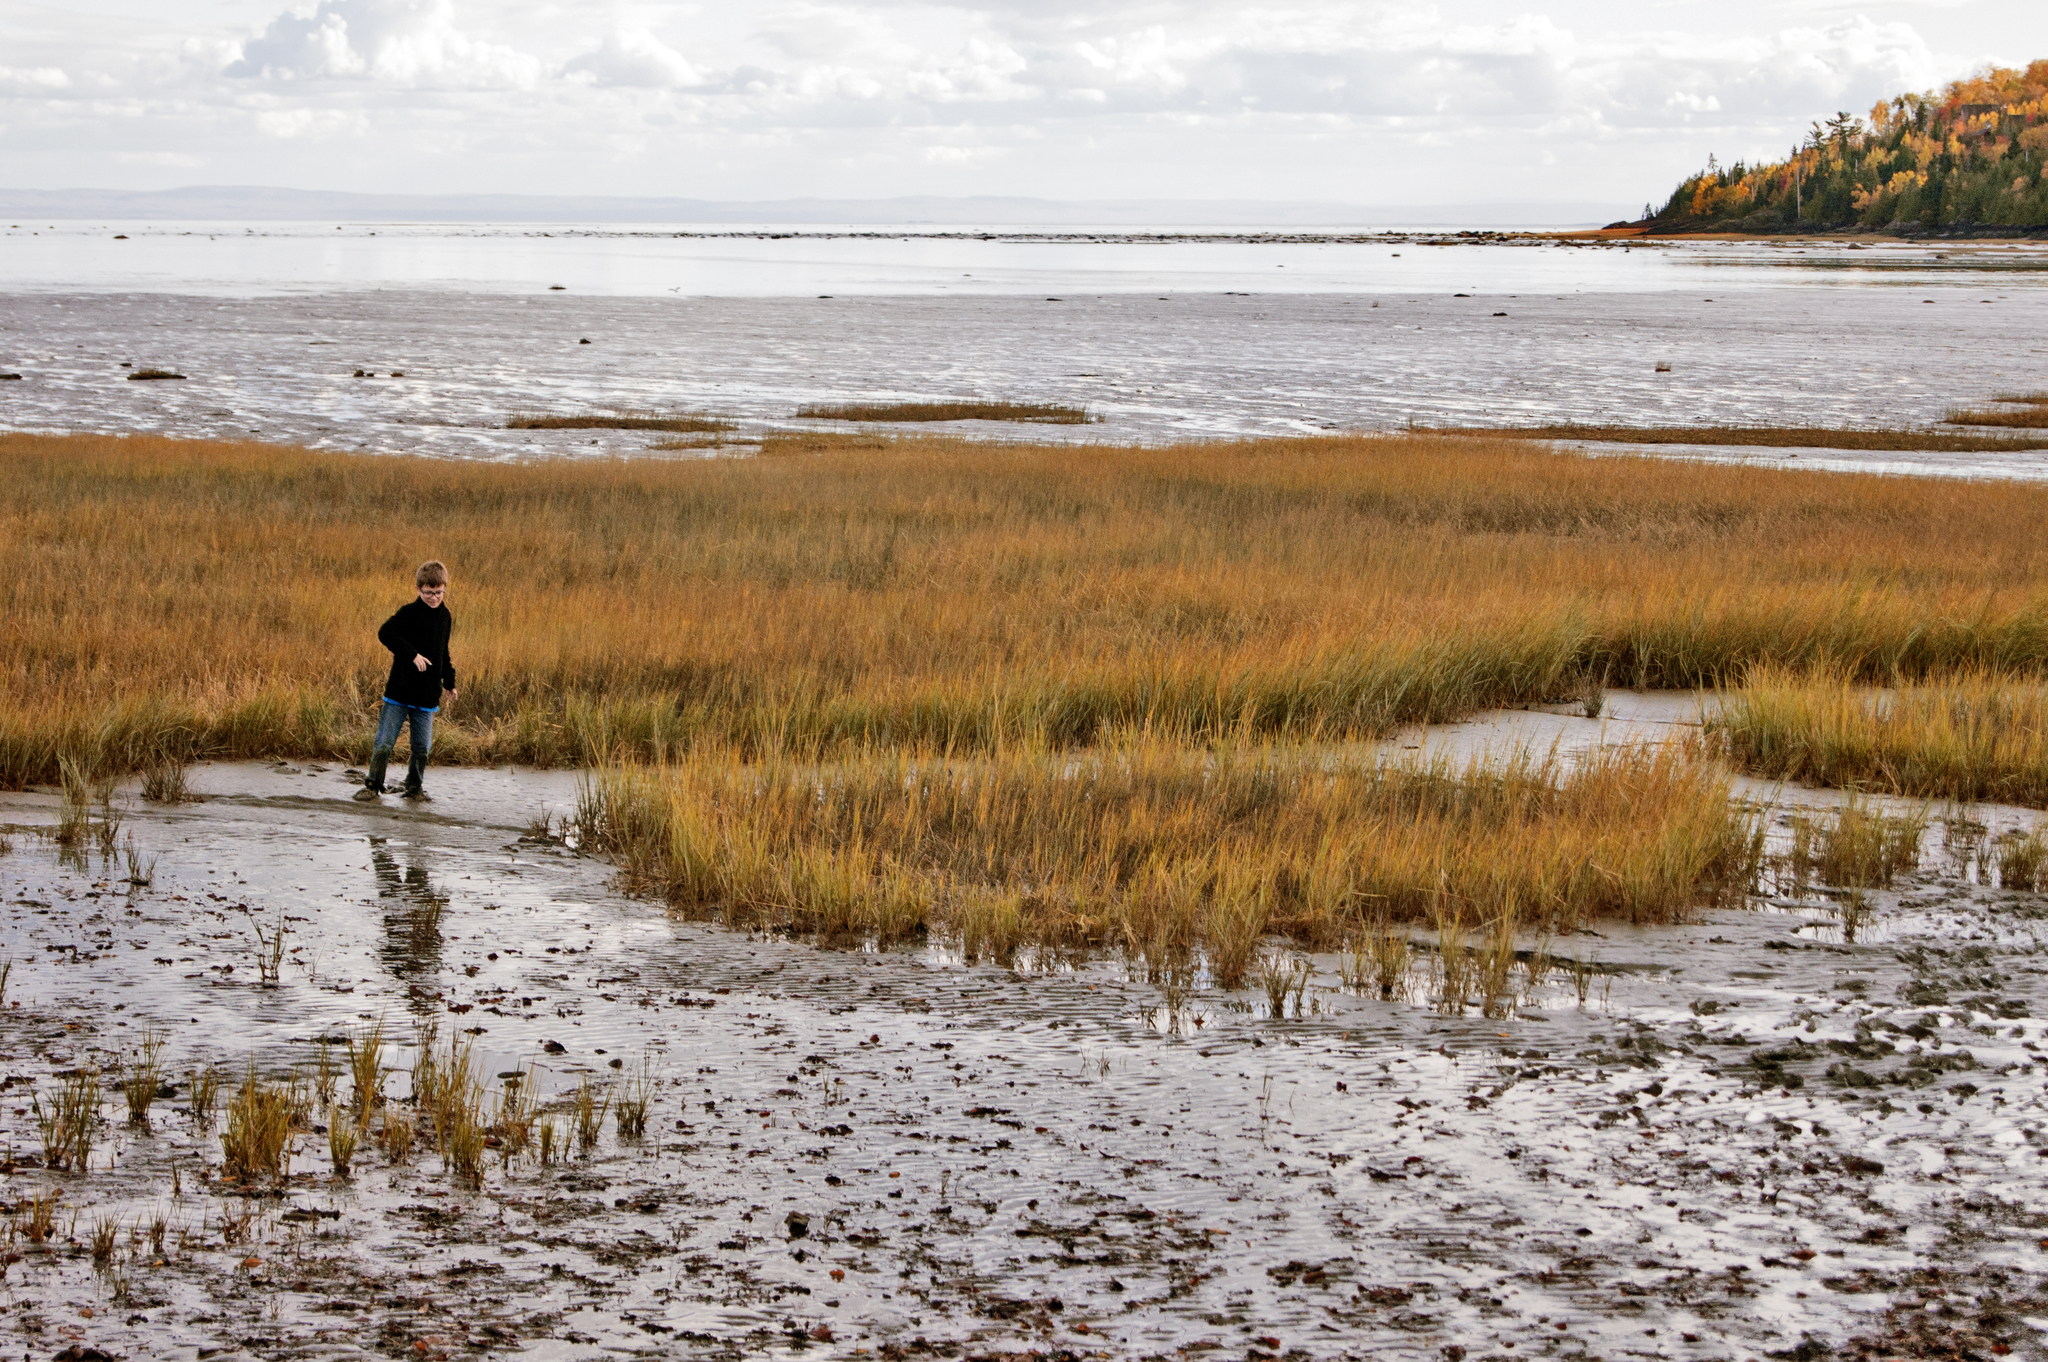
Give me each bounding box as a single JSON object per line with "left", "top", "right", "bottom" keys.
{"left": 1637, "top": 61, "right": 2048, "bottom": 233}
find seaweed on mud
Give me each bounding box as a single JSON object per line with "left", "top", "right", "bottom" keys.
{"left": 506, "top": 412, "right": 733, "bottom": 433}
{"left": 793, "top": 400, "right": 1092, "bottom": 425}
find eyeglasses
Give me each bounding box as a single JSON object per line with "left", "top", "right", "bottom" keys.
{"left": 420, "top": 586, "right": 446, "bottom": 594}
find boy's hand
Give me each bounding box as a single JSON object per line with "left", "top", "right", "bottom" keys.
{"left": 413, "top": 653, "right": 430, "bottom": 671}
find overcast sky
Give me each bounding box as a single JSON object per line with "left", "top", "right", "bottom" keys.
{"left": 0, "top": 0, "right": 2038, "bottom": 206}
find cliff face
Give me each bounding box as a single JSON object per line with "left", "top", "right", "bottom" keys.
{"left": 1641, "top": 61, "right": 2048, "bottom": 233}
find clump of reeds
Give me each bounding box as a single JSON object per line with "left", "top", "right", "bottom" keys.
{"left": 123, "top": 1027, "right": 165, "bottom": 1125}
{"left": 312, "top": 1042, "right": 339, "bottom": 1111}
{"left": 794, "top": 400, "right": 1091, "bottom": 424}
{"left": 416, "top": 1030, "right": 487, "bottom": 1183}
{"left": 121, "top": 834, "right": 155, "bottom": 887}
{"left": 493, "top": 1070, "right": 537, "bottom": 1163}
{"left": 1783, "top": 797, "right": 1928, "bottom": 891}
{"left": 329, "top": 1111, "right": 359, "bottom": 1178}
{"left": 1714, "top": 665, "right": 2048, "bottom": 808}
{"left": 220, "top": 1065, "right": 299, "bottom": 1184}
{"left": 1340, "top": 913, "right": 1412, "bottom": 1000}
{"left": 34, "top": 1068, "right": 101, "bottom": 1172}
{"left": 90, "top": 1215, "right": 117, "bottom": 1263}
{"left": 581, "top": 739, "right": 1761, "bottom": 960}
{"left": 615, "top": 1062, "right": 653, "bottom": 1140}
{"left": 189, "top": 1064, "right": 222, "bottom": 1126}
{"left": 537, "top": 1116, "right": 562, "bottom": 1167}
{"left": 1998, "top": 828, "right": 2048, "bottom": 892}
{"left": 140, "top": 750, "right": 194, "bottom": 803}
{"left": 247, "top": 909, "right": 288, "bottom": 986}
{"left": 14, "top": 1191, "right": 57, "bottom": 1244}
{"left": 1255, "top": 950, "right": 1311, "bottom": 1020}
{"left": 573, "top": 1078, "right": 610, "bottom": 1154}
{"left": 1430, "top": 904, "right": 1476, "bottom": 1016}
{"left": 55, "top": 755, "right": 93, "bottom": 846}
{"left": 378, "top": 1108, "right": 416, "bottom": 1163}
{"left": 348, "top": 1020, "right": 386, "bottom": 1119}
{"left": 506, "top": 411, "right": 732, "bottom": 432}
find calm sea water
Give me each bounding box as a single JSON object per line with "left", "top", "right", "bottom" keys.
{"left": 2, "top": 221, "right": 2045, "bottom": 473}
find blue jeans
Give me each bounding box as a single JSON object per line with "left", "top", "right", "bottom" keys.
{"left": 366, "top": 700, "right": 434, "bottom": 792}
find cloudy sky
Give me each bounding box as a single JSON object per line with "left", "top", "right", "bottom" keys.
{"left": 0, "top": 0, "right": 2037, "bottom": 206}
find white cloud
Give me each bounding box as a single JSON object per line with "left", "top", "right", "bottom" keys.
{"left": 562, "top": 29, "right": 702, "bottom": 88}
{"left": 0, "top": 66, "right": 71, "bottom": 95}
{"left": 255, "top": 106, "right": 372, "bottom": 137}
{"left": 225, "top": 0, "right": 541, "bottom": 88}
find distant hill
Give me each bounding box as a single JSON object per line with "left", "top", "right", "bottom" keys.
{"left": 0, "top": 186, "right": 1630, "bottom": 228}
{"left": 1637, "top": 61, "right": 2048, "bottom": 233}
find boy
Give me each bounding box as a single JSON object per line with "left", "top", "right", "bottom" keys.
{"left": 353, "top": 560, "right": 458, "bottom": 802}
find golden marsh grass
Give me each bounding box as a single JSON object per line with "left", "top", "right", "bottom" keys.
{"left": 10, "top": 429, "right": 2048, "bottom": 790}
{"left": 1945, "top": 408, "right": 2048, "bottom": 429}
{"left": 1432, "top": 424, "right": 2048, "bottom": 452}
{"left": 1714, "top": 665, "right": 2048, "bottom": 806}
{"left": 577, "top": 739, "right": 1762, "bottom": 958}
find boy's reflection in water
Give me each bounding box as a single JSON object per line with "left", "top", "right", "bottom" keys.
{"left": 370, "top": 839, "right": 445, "bottom": 1007}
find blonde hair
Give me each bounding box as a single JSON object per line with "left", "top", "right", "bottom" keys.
{"left": 415, "top": 560, "right": 449, "bottom": 588}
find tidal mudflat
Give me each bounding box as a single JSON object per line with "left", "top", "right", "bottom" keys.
{"left": 1, "top": 231, "right": 2044, "bottom": 470}
{"left": 4, "top": 740, "right": 2048, "bottom": 1361}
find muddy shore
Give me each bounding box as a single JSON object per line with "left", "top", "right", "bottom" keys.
{"left": 4, "top": 717, "right": 2048, "bottom": 1360}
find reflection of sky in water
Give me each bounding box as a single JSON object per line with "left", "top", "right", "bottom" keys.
{"left": 1, "top": 226, "right": 2044, "bottom": 470}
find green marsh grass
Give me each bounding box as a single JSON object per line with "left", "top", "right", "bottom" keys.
{"left": 14, "top": 429, "right": 2048, "bottom": 787}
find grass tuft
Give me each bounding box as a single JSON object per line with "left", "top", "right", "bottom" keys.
{"left": 34, "top": 1068, "right": 101, "bottom": 1173}
{"left": 123, "top": 1028, "right": 165, "bottom": 1125}
{"left": 220, "top": 1065, "right": 299, "bottom": 1185}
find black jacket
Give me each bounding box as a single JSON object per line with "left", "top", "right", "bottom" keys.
{"left": 378, "top": 599, "right": 456, "bottom": 710}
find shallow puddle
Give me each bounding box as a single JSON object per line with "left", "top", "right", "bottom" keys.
{"left": 3, "top": 747, "right": 2048, "bottom": 1360}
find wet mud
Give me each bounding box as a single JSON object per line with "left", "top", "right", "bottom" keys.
{"left": 3, "top": 735, "right": 2048, "bottom": 1360}
{"left": 2, "top": 236, "right": 2045, "bottom": 470}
